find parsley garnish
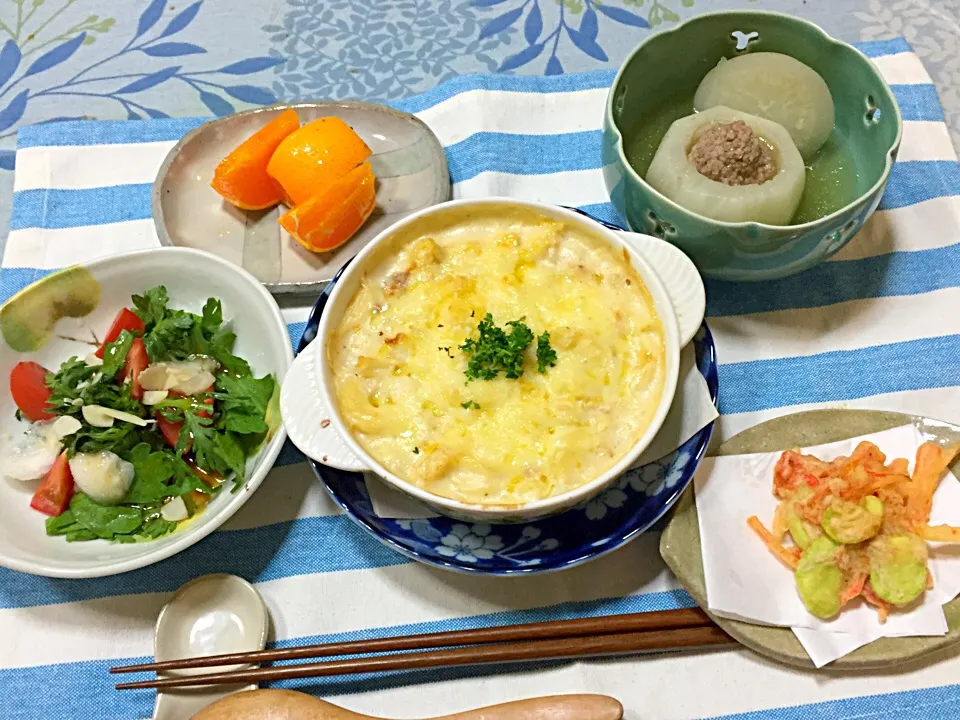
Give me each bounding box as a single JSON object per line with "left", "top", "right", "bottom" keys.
{"left": 461, "top": 400, "right": 481, "bottom": 410}
{"left": 536, "top": 331, "right": 557, "bottom": 373}
{"left": 459, "top": 314, "right": 558, "bottom": 381}
{"left": 413, "top": 447, "right": 420, "bottom": 454}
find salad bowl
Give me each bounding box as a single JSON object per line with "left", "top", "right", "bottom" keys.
{"left": 0, "top": 248, "right": 293, "bottom": 578}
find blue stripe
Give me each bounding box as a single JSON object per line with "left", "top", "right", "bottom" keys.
{"left": 0, "top": 266, "right": 50, "bottom": 303}
{"left": 702, "top": 684, "right": 960, "bottom": 720}
{"left": 0, "top": 589, "right": 693, "bottom": 719}
{"left": 879, "top": 160, "right": 960, "bottom": 210}
{"left": 446, "top": 130, "right": 600, "bottom": 182}
{"left": 10, "top": 184, "right": 152, "bottom": 230}
{"left": 5, "top": 242, "right": 960, "bottom": 332}
{"left": 705, "top": 243, "right": 960, "bottom": 317}
{"left": 718, "top": 334, "right": 960, "bottom": 415}
{"left": 893, "top": 84, "right": 944, "bottom": 122}
{"left": 0, "top": 515, "right": 410, "bottom": 609}
{"left": 17, "top": 117, "right": 205, "bottom": 148}
{"left": 856, "top": 37, "right": 912, "bottom": 58}
{"left": 10, "top": 151, "right": 956, "bottom": 231}
{"left": 287, "top": 320, "right": 306, "bottom": 351}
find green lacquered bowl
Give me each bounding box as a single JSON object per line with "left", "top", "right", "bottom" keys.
{"left": 602, "top": 11, "right": 903, "bottom": 282}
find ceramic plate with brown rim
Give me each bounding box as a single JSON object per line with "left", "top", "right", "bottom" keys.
{"left": 152, "top": 101, "right": 450, "bottom": 296}
{"left": 660, "top": 409, "right": 960, "bottom": 670}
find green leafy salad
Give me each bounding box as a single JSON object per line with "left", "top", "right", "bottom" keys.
{"left": 7, "top": 286, "right": 278, "bottom": 543}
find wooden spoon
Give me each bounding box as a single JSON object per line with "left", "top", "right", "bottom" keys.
{"left": 191, "top": 689, "right": 623, "bottom": 720}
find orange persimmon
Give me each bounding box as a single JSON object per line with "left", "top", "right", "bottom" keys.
{"left": 267, "top": 116, "right": 372, "bottom": 206}
{"left": 211, "top": 108, "right": 300, "bottom": 210}
{"left": 279, "top": 162, "right": 376, "bottom": 252}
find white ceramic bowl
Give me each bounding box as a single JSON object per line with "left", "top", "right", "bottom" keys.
{"left": 283, "top": 199, "right": 684, "bottom": 522}
{"left": 0, "top": 248, "right": 293, "bottom": 578}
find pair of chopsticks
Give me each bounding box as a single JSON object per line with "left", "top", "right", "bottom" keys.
{"left": 111, "top": 608, "right": 732, "bottom": 690}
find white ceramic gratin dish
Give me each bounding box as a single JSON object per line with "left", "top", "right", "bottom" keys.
{"left": 282, "top": 198, "right": 705, "bottom": 522}
{"left": 0, "top": 248, "right": 293, "bottom": 578}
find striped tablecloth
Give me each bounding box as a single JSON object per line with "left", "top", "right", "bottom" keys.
{"left": 3, "top": 36, "right": 960, "bottom": 720}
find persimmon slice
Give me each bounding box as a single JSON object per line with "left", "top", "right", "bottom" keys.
{"left": 211, "top": 108, "right": 300, "bottom": 210}
{"left": 279, "top": 162, "right": 376, "bottom": 252}
{"left": 267, "top": 116, "right": 372, "bottom": 206}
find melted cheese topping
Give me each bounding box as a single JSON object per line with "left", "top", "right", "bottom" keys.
{"left": 329, "top": 208, "right": 666, "bottom": 506}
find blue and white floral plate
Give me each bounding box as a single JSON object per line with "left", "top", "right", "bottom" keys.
{"left": 300, "top": 218, "right": 719, "bottom": 574}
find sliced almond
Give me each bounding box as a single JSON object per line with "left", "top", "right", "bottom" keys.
{"left": 139, "top": 359, "right": 218, "bottom": 395}
{"left": 173, "top": 370, "right": 216, "bottom": 396}
{"left": 160, "top": 495, "right": 189, "bottom": 522}
{"left": 141, "top": 390, "right": 169, "bottom": 406}
{"left": 49, "top": 415, "right": 82, "bottom": 438}
{"left": 82, "top": 405, "right": 154, "bottom": 428}
{"left": 138, "top": 365, "right": 172, "bottom": 392}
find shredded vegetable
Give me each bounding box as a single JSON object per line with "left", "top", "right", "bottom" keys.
{"left": 748, "top": 440, "right": 959, "bottom": 621}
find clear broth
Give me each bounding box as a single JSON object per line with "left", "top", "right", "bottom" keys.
{"left": 622, "top": 95, "right": 860, "bottom": 225}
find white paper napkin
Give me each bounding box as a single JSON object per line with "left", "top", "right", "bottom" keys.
{"left": 694, "top": 424, "right": 960, "bottom": 666}
{"left": 368, "top": 343, "right": 718, "bottom": 519}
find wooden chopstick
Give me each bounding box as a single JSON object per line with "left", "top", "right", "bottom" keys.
{"left": 111, "top": 607, "right": 712, "bottom": 675}
{"left": 115, "top": 625, "right": 732, "bottom": 690}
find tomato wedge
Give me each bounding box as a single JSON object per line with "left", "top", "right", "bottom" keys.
{"left": 122, "top": 338, "right": 149, "bottom": 400}
{"left": 156, "top": 414, "right": 184, "bottom": 448}
{"left": 10, "top": 361, "right": 55, "bottom": 422}
{"left": 30, "top": 452, "right": 74, "bottom": 517}
{"left": 95, "top": 308, "right": 145, "bottom": 359}
{"left": 156, "top": 387, "right": 215, "bottom": 450}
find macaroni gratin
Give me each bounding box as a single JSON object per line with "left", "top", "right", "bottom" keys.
{"left": 329, "top": 207, "right": 666, "bottom": 505}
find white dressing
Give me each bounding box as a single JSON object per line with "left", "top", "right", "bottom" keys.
{"left": 1, "top": 425, "right": 60, "bottom": 482}
{"left": 69, "top": 451, "right": 135, "bottom": 504}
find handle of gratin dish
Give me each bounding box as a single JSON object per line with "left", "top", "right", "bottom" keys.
{"left": 615, "top": 230, "right": 705, "bottom": 348}
{"left": 280, "top": 340, "right": 369, "bottom": 471}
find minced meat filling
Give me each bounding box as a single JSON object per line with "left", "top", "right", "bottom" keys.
{"left": 688, "top": 120, "right": 777, "bottom": 186}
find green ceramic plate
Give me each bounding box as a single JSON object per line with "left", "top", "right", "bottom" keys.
{"left": 660, "top": 409, "right": 960, "bottom": 670}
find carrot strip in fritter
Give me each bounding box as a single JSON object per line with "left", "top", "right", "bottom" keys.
{"left": 839, "top": 573, "right": 867, "bottom": 605}
{"left": 858, "top": 473, "right": 911, "bottom": 498}
{"left": 886, "top": 458, "right": 909, "bottom": 475}
{"left": 908, "top": 444, "right": 960, "bottom": 523}
{"left": 920, "top": 524, "right": 960, "bottom": 543}
{"left": 747, "top": 515, "right": 800, "bottom": 570}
